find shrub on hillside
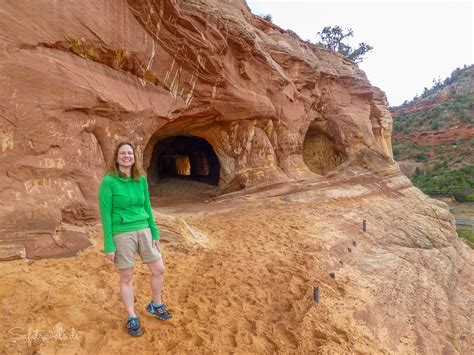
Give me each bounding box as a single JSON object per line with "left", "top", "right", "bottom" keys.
{"left": 393, "top": 147, "right": 400, "bottom": 160}
{"left": 457, "top": 227, "right": 474, "bottom": 248}
{"left": 413, "top": 164, "right": 474, "bottom": 202}
{"left": 415, "top": 153, "right": 428, "bottom": 162}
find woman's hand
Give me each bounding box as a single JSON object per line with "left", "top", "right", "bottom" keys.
{"left": 154, "top": 240, "right": 161, "bottom": 252}
{"left": 105, "top": 252, "right": 115, "bottom": 262}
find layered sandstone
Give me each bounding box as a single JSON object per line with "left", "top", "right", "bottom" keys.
{"left": 0, "top": 0, "right": 395, "bottom": 258}
{"left": 0, "top": 1, "right": 472, "bottom": 353}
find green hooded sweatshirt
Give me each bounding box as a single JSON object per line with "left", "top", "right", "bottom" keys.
{"left": 98, "top": 174, "right": 159, "bottom": 253}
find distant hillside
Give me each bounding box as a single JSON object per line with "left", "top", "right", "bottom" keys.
{"left": 390, "top": 65, "right": 473, "bottom": 201}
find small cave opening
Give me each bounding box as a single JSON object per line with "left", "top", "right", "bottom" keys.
{"left": 302, "top": 121, "right": 345, "bottom": 175}
{"left": 147, "top": 135, "right": 220, "bottom": 202}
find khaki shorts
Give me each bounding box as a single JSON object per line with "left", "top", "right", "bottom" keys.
{"left": 113, "top": 228, "right": 161, "bottom": 269}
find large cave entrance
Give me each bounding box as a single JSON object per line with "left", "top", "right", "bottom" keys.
{"left": 147, "top": 135, "right": 220, "bottom": 203}
{"left": 302, "top": 121, "right": 345, "bottom": 175}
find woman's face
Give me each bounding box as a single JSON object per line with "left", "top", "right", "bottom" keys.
{"left": 116, "top": 144, "right": 135, "bottom": 169}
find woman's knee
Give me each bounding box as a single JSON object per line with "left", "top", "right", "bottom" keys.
{"left": 119, "top": 269, "right": 134, "bottom": 284}
{"left": 150, "top": 260, "right": 165, "bottom": 277}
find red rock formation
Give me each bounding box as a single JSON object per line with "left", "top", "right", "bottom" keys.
{"left": 0, "top": 2, "right": 472, "bottom": 354}
{"left": 407, "top": 126, "right": 474, "bottom": 147}
{"left": 0, "top": 0, "right": 396, "bottom": 258}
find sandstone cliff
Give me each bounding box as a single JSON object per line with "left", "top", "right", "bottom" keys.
{"left": 0, "top": 0, "right": 394, "bottom": 258}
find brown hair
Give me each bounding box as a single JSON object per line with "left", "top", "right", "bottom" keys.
{"left": 107, "top": 141, "right": 143, "bottom": 181}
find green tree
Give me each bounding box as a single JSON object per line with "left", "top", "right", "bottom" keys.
{"left": 392, "top": 147, "right": 401, "bottom": 160}
{"left": 259, "top": 13, "right": 272, "bottom": 22}
{"left": 317, "top": 26, "right": 373, "bottom": 63}
{"left": 415, "top": 153, "right": 428, "bottom": 162}
{"left": 431, "top": 121, "right": 440, "bottom": 130}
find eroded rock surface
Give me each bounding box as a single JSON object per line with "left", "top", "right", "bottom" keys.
{"left": 0, "top": 0, "right": 396, "bottom": 257}
{"left": 0, "top": 1, "right": 472, "bottom": 353}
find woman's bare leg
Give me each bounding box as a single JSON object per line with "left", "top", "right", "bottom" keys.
{"left": 118, "top": 267, "right": 136, "bottom": 317}
{"left": 147, "top": 258, "right": 165, "bottom": 304}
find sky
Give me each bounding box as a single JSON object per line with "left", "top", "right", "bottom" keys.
{"left": 247, "top": 0, "right": 473, "bottom": 106}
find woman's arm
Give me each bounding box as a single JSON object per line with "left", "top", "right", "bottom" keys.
{"left": 98, "top": 176, "right": 116, "bottom": 253}
{"left": 142, "top": 176, "right": 160, "bottom": 241}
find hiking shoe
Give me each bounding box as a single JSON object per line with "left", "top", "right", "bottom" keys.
{"left": 126, "top": 317, "right": 143, "bottom": 336}
{"left": 146, "top": 302, "right": 173, "bottom": 320}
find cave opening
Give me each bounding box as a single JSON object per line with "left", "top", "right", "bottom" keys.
{"left": 302, "top": 121, "right": 345, "bottom": 175}
{"left": 147, "top": 135, "right": 220, "bottom": 201}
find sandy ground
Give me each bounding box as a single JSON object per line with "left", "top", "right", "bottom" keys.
{"left": 1, "top": 177, "right": 472, "bottom": 354}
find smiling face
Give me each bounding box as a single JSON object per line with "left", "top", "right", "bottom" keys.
{"left": 116, "top": 144, "right": 135, "bottom": 171}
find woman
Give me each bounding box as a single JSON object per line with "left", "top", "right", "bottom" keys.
{"left": 98, "top": 141, "right": 172, "bottom": 337}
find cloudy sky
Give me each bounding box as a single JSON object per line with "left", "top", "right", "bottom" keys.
{"left": 247, "top": 0, "right": 473, "bottom": 106}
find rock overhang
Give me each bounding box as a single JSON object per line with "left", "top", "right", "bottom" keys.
{"left": 0, "top": 0, "right": 397, "bottom": 259}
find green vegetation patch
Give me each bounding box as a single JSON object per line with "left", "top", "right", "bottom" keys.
{"left": 413, "top": 163, "right": 474, "bottom": 202}
{"left": 457, "top": 227, "right": 474, "bottom": 248}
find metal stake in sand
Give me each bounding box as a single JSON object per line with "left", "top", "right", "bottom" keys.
{"left": 363, "top": 219, "right": 367, "bottom": 232}
{"left": 313, "top": 286, "right": 320, "bottom": 304}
